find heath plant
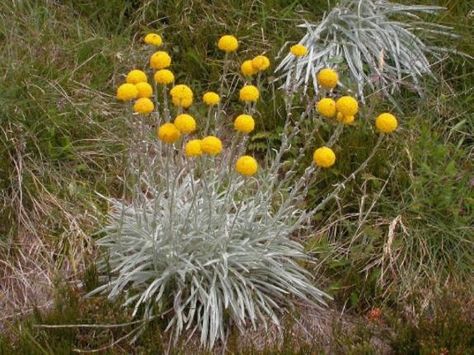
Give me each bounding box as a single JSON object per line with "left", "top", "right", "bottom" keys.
{"left": 91, "top": 33, "right": 399, "bottom": 348}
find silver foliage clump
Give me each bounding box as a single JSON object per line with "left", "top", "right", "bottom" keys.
{"left": 276, "top": 0, "right": 457, "bottom": 101}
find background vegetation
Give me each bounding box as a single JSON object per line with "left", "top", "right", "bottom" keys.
{"left": 0, "top": 0, "right": 472, "bottom": 353}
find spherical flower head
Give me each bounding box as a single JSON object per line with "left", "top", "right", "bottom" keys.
{"left": 234, "top": 114, "right": 255, "bottom": 134}
{"left": 154, "top": 69, "right": 174, "bottom": 85}
{"left": 235, "top": 155, "right": 258, "bottom": 176}
{"left": 174, "top": 114, "right": 196, "bottom": 134}
{"left": 126, "top": 69, "right": 148, "bottom": 84}
{"left": 217, "top": 35, "right": 239, "bottom": 53}
{"left": 202, "top": 91, "right": 220, "bottom": 106}
{"left": 239, "top": 85, "right": 260, "bottom": 102}
{"left": 336, "top": 96, "right": 359, "bottom": 116}
{"left": 317, "top": 68, "right": 339, "bottom": 89}
{"left": 170, "top": 84, "right": 193, "bottom": 108}
{"left": 184, "top": 139, "right": 202, "bottom": 157}
{"left": 336, "top": 112, "right": 355, "bottom": 125}
{"left": 144, "top": 33, "right": 162, "bottom": 46}
{"left": 290, "top": 44, "right": 308, "bottom": 57}
{"left": 157, "top": 123, "right": 181, "bottom": 144}
{"left": 241, "top": 60, "right": 257, "bottom": 77}
{"left": 116, "top": 83, "right": 138, "bottom": 101}
{"left": 313, "top": 146, "right": 336, "bottom": 168}
{"left": 316, "top": 98, "right": 336, "bottom": 118}
{"left": 135, "top": 82, "right": 153, "bottom": 98}
{"left": 201, "top": 136, "right": 222, "bottom": 156}
{"left": 133, "top": 97, "right": 154, "bottom": 114}
{"left": 150, "top": 51, "right": 171, "bottom": 70}
{"left": 375, "top": 113, "right": 398, "bottom": 133}
{"left": 251, "top": 55, "right": 270, "bottom": 71}
{"left": 172, "top": 95, "right": 193, "bottom": 108}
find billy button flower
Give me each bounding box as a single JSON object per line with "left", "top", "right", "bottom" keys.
{"left": 126, "top": 69, "right": 148, "bottom": 84}
{"left": 150, "top": 51, "right": 171, "bottom": 70}
{"left": 336, "top": 96, "right": 359, "bottom": 117}
{"left": 234, "top": 114, "right": 255, "bottom": 134}
{"left": 144, "top": 33, "right": 162, "bottom": 46}
{"left": 239, "top": 85, "right": 259, "bottom": 102}
{"left": 217, "top": 35, "right": 239, "bottom": 53}
{"left": 135, "top": 82, "right": 153, "bottom": 98}
{"left": 133, "top": 97, "right": 154, "bottom": 115}
{"left": 154, "top": 69, "right": 175, "bottom": 85}
{"left": 235, "top": 155, "right": 258, "bottom": 176}
{"left": 375, "top": 113, "right": 398, "bottom": 133}
{"left": 174, "top": 114, "right": 197, "bottom": 134}
{"left": 202, "top": 92, "right": 220, "bottom": 106}
{"left": 290, "top": 44, "right": 308, "bottom": 57}
{"left": 313, "top": 146, "right": 336, "bottom": 168}
{"left": 116, "top": 83, "right": 138, "bottom": 101}
{"left": 316, "top": 98, "right": 337, "bottom": 118}
{"left": 251, "top": 55, "right": 270, "bottom": 72}
{"left": 317, "top": 68, "right": 339, "bottom": 89}
{"left": 157, "top": 123, "right": 181, "bottom": 144}
{"left": 170, "top": 84, "right": 193, "bottom": 108}
{"left": 184, "top": 139, "right": 202, "bottom": 158}
{"left": 241, "top": 60, "right": 257, "bottom": 77}
{"left": 201, "top": 136, "right": 222, "bottom": 156}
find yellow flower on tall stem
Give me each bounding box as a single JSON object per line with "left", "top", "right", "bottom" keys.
{"left": 251, "top": 55, "right": 270, "bottom": 72}
{"left": 184, "top": 139, "right": 202, "bottom": 157}
{"left": 174, "top": 114, "right": 197, "bottom": 134}
{"left": 133, "top": 98, "right": 154, "bottom": 114}
{"left": 313, "top": 146, "right": 336, "bottom": 168}
{"left": 234, "top": 114, "right": 255, "bottom": 134}
{"left": 316, "top": 98, "right": 337, "bottom": 118}
{"left": 375, "top": 113, "right": 398, "bottom": 133}
{"left": 201, "top": 136, "right": 223, "bottom": 155}
{"left": 154, "top": 69, "right": 175, "bottom": 85}
{"left": 157, "top": 123, "right": 181, "bottom": 143}
{"left": 135, "top": 82, "right": 153, "bottom": 98}
{"left": 202, "top": 92, "right": 220, "bottom": 106}
{"left": 336, "top": 96, "right": 359, "bottom": 116}
{"left": 126, "top": 69, "right": 148, "bottom": 84}
{"left": 144, "top": 33, "right": 162, "bottom": 46}
{"left": 116, "top": 83, "right": 138, "bottom": 101}
{"left": 235, "top": 156, "right": 258, "bottom": 176}
{"left": 217, "top": 35, "right": 239, "bottom": 53}
{"left": 150, "top": 51, "right": 171, "bottom": 70}
{"left": 239, "top": 85, "right": 260, "bottom": 102}
{"left": 317, "top": 68, "right": 339, "bottom": 89}
{"left": 290, "top": 44, "right": 308, "bottom": 57}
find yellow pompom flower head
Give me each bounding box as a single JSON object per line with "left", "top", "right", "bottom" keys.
{"left": 252, "top": 55, "right": 270, "bottom": 72}
{"left": 234, "top": 114, "right": 255, "bottom": 134}
{"left": 239, "top": 85, "right": 260, "bottom": 102}
{"left": 116, "top": 83, "right": 138, "bottom": 101}
{"left": 375, "top": 113, "right": 398, "bottom": 133}
{"left": 241, "top": 60, "right": 257, "bottom": 77}
{"left": 135, "top": 82, "right": 153, "bottom": 98}
{"left": 126, "top": 69, "right": 148, "bottom": 84}
{"left": 184, "top": 139, "right": 202, "bottom": 158}
{"left": 202, "top": 92, "right": 220, "bottom": 106}
{"left": 133, "top": 98, "right": 154, "bottom": 115}
{"left": 174, "top": 114, "right": 197, "bottom": 134}
{"left": 150, "top": 51, "right": 171, "bottom": 70}
{"left": 154, "top": 69, "right": 175, "bottom": 85}
{"left": 144, "top": 33, "right": 162, "bottom": 46}
{"left": 316, "top": 98, "right": 337, "bottom": 118}
{"left": 290, "top": 44, "right": 308, "bottom": 57}
{"left": 217, "top": 35, "right": 239, "bottom": 53}
{"left": 201, "top": 136, "right": 223, "bottom": 156}
{"left": 317, "top": 68, "right": 339, "bottom": 89}
{"left": 235, "top": 155, "right": 258, "bottom": 177}
{"left": 336, "top": 96, "right": 359, "bottom": 117}
{"left": 313, "top": 146, "right": 336, "bottom": 168}
{"left": 157, "top": 123, "right": 181, "bottom": 144}
{"left": 170, "top": 84, "right": 193, "bottom": 108}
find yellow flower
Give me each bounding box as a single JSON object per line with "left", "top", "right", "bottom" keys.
{"left": 157, "top": 123, "right": 181, "bottom": 144}
{"left": 217, "top": 35, "right": 239, "bottom": 52}
{"left": 126, "top": 69, "right": 148, "bottom": 84}
{"left": 116, "top": 83, "right": 138, "bottom": 101}
{"left": 313, "top": 146, "right": 336, "bottom": 168}
{"left": 252, "top": 55, "right": 270, "bottom": 71}
{"left": 201, "top": 136, "right": 223, "bottom": 155}
{"left": 150, "top": 51, "right": 171, "bottom": 70}
{"left": 172, "top": 96, "right": 193, "bottom": 108}
{"left": 241, "top": 60, "right": 257, "bottom": 76}
{"left": 239, "top": 85, "right": 260, "bottom": 102}
{"left": 336, "top": 112, "right": 355, "bottom": 124}
{"left": 184, "top": 139, "right": 202, "bottom": 157}
{"left": 154, "top": 69, "right": 174, "bottom": 85}
{"left": 375, "top": 113, "right": 398, "bottom": 133}
{"left": 234, "top": 114, "right": 255, "bottom": 134}
{"left": 336, "top": 96, "right": 359, "bottom": 116}
{"left": 170, "top": 84, "right": 193, "bottom": 108}
{"left": 174, "top": 114, "right": 197, "bottom": 134}
{"left": 235, "top": 155, "right": 258, "bottom": 176}
{"left": 202, "top": 91, "right": 220, "bottom": 106}
{"left": 135, "top": 82, "right": 153, "bottom": 98}
{"left": 316, "top": 98, "right": 336, "bottom": 118}
{"left": 133, "top": 97, "right": 154, "bottom": 114}
{"left": 290, "top": 44, "right": 308, "bottom": 57}
{"left": 317, "top": 68, "right": 339, "bottom": 89}
{"left": 144, "top": 33, "right": 162, "bottom": 46}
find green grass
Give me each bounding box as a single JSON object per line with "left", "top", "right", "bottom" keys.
{"left": 0, "top": 0, "right": 472, "bottom": 353}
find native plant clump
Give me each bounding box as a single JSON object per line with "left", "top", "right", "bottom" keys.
{"left": 276, "top": 0, "right": 459, "bottom": 103}
{"left": 91, "top": 32, "right": 400, "bottom": 348}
